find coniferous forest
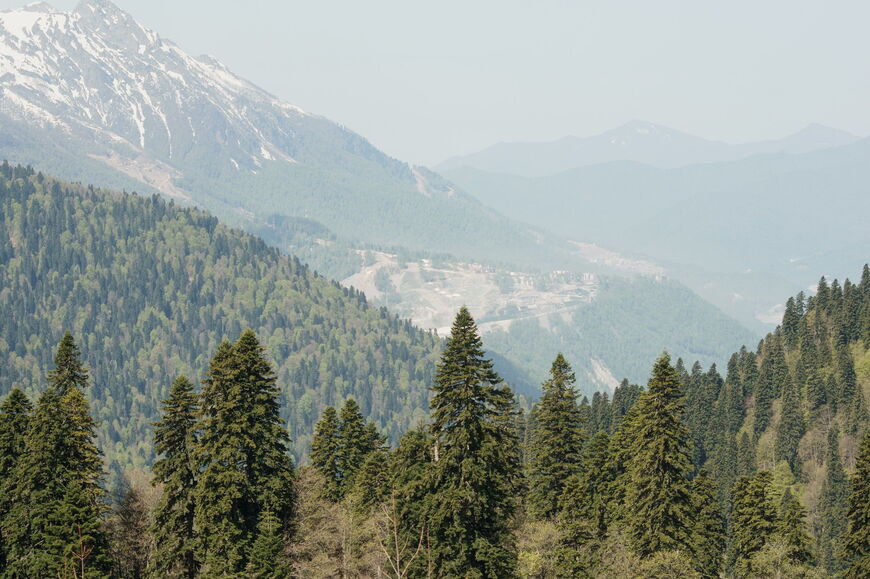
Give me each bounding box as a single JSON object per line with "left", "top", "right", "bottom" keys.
{"left": 3, "top": 165, "right": 870, "bottom": 577}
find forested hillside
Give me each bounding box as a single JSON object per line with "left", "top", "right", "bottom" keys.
{"left": 0, "top": 164, "right": 441, "bottom": 468}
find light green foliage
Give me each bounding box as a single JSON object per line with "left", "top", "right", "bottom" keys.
{"left": 0, "top": 167, "right": 441, "bottom": 469}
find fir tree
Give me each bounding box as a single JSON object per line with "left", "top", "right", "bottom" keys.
{"left": 425, "top": 306, "right": 520, "bottom": 578}
{"left": 0, "top": 388, "right": 32, "bottom": 480}
{"left": 391, "top": 427, "right": 434, "bottom": 579}
{"left": 348, "top": 448, "right": 391, "bottom": 514}
{"left": 756, "top": 335, "right": 787, "bottom": 433}
{"left": 691, "top": 471, "right": 725, "bottom": 578}
{"left": 0, "top": 388, "right": 31, "bottom": 569}
{"left": 48, "top": 331, "right": 90, "bottom": 396}
{"left": 805, "top": 367, "right": 826, "bottom": 414}
{"left": 819, "top": 426, "right": 849, "bottom": 573}
{"left": 624, "top": 352, "right": 695, "bottom": 557}
{"left": 847, "top": 384, "right": 869, "bottom": 436}
{"left": 194, "top": 331, "right": 296, "bottom": 575}
{"left": 843, "top": 431, "right": 870, "bottom": 578}
{"left": 782, "top": 296, "right": 801, "bottom": 348}
{"left": 774, "top": 378, "right": 805, "bottom": 474}
{"left": 602, "top": 404, "right": 640, "bottom": 531}
{"left": 150, "top": 375, "right": 200, "bottom": 578}
{"left": 556, "top": 430, "right": 612, "bottom": 575}
{"left": 337, "top": 397, "right": 376, "bottom": 497}
{"left": 3, "top": 367, "right": 110, "bottom": 576}
{"left": 776, "top": 489, "right": 813, "bottom": 565}
{"left": 526, "top": 353, "right": 586, "bottom": 520}
{"left": 730, "top": 471, "right": 777, "bottom": 577}
{"left": 837, "top": 345, "right": 858, "bottom": 408}
{"left": 245, "top": 510, "right": 290, "bottom": 579}
{"left": 109, "top": 482, "right": 151, "bottom": 578}
{"left": 310, "top": 406, "right": 342, "bottom": 501}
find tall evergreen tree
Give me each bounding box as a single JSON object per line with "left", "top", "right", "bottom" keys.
{"left": 557, "top": 430, "right": 612, "bottom": 575}
{"left": 425, "top": 306, "right": 520, "bottom": 578}
{"left": 194, "top": 331, "right": 295, "bottom": 575}
{"left": 691, "top": 471, "right": 725, "bottom": 579}
{"left": 245, "top": 510, "right": 290, "bottom": 579}
{"left": 776, "top": 489, "right": 813, "bottom": 566}
{"left": 755, "top": 335, "right": 787, "bottom": 433}
{"left": 48, "top": 331, "right": 90, "bottom": 396}
{"left": 0, "top": 388, "right": 31, "bottom": 568}
{"left": 843, "top": 431, "right": 870, "bottom": 578}
{"left": 729, "top": 471, "right": 777, "bottom": 577}
{"left": 819, "top": 426, "right": 849, "bottom": 573}
{"left": 624, "top": 352, "right": 695, "bottom": 557}
{"left": 348, "top": 448, "right": 391, "bottom": 514}
{"left": 774, "top": 378, "right": 805, "bottom": 474}
{"left": 527, "top": 353, "right": 586, "bottom": 520}
{"left": 110, "top": 482, "right": 151, "bottom": 578}
{"left": 150, "top": 375, "right": 200, "bottom": 578}
{"left": 0, "top": 388, "right": 32, "bottom": 480}
{"left": 337, "top": 397, "right": 377, "bottom": 497}
{"left": 391, "top": 427, "right": 434, "bottom": 579}
{"left": 2, "top": 334, "right": 109, "bottom": 577}
{"left": 782, "top": 296, "right": 801, "bottom": 349}
{"left": 310, "top": 406, "right": 342, "bottom": 501}
{"left": 837, "top": 345, "right": 858, "bottom": 408}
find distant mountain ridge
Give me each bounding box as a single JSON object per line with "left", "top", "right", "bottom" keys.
{"left": 0, "top": 0, "right": 576, "bottom": 269}
{"left": 443, "top": 136, "right": 870, "bottom": 331}
{"left": 436, "top": 120, "right": 859, "bottom": 177}
{"left": 0, "top": 0, "right": 759, "bottom": 395}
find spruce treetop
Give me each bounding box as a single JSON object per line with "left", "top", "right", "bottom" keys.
{"left": 47, "top": 331, "right": 89, "bottom": 395}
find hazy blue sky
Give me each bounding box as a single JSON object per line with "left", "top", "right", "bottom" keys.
{"left": 4, "top": 0, "right": 870, "bottom": 165}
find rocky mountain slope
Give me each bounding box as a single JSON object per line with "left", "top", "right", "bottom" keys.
{"left": 0, "top": 0, "right": 756, "bottom": 392}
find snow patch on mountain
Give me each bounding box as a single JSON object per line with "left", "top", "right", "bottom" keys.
{"left": 0, "top": 0, "right": 309, "bottom": 177}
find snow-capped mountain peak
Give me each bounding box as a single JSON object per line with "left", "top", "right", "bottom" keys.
{"left": 0, "top": 0, "right": 308, "bottom": 177}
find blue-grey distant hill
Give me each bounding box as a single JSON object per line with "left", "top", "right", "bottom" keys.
{"left": 436, "top": 120, "right": 858, "bottom": 177}
{"left": 443, "top": 137, "right": 870, "bottom": 330}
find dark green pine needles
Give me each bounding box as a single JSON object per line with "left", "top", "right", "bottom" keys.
{"left": 624, "top": 352, "right": 695, "bottom": 557}
{"left": 193, "top": 330, "right": 296, "bottom": 576}
{"left": 527, "top": 353, "right": 587, "bottom": 520}
{"left": 149, "top": 375, "right": 200, "bottom": 578}
{"left": 844, "top": 431, "right": 870, "bottom": 578}
{"left": 426, "top": 306, "right": 521, "bottom": 578}
{"left": 0, "top": 333, "right": 110, "bottom": 577}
